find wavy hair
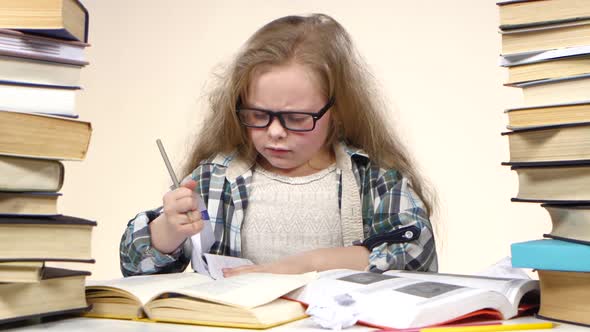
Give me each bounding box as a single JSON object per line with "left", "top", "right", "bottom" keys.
{"left": 182, "top": 13, "right": 436, "bottom": 216}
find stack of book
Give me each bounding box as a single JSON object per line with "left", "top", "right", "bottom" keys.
{"left": 0, "top": 0, "right": 95, "bottom": 324}
{"left": 498, "top": 0, "right": 590, "bottom": 327}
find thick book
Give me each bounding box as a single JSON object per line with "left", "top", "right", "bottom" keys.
{"left": 509, "top": 163, "right": 590, "bottom": 203}
{"left": 515, "top": 76, "right": 590, "bottom": 107}
{"left": 511, "top": 239, "right": 590, "bottom": 272}
{"left": 0, "top": 80, "right": 79, "bottom": 118}
{"left": 505, "top": 101, "right": 590, "bottom": 130}
{"left": 501, "top": 20, "right": 590, "bottom": 55}
{"left": 502, "top": 122, "right": 590, "bottom": 163}
{"left": 536, "top": 270, "right": 590, "bottom": 327}
{"left": 0, "top": 261, "right": 43, "bottom": 283}
{"left": 506, "top": 55, "right": 590, "bottom": 85}
{"left": 289, "top": 269, "right": 539, "bottom": 330}
{"left": 0, "top": 0, "right": 89, "bottom": 43}
{"left": 0, "top": 29, "right": 87, "bottom": 66}
{"left": 0, "top": 110, "right": 92, "bottom": 160}
{"left": 498, "top": 0, "right": 590, "bottom": 30}
{"left": 0, "top": 54, "right": 83, "bottom": 89}
{"left": 0, "top": 155, "right": 64, "bottom": 192}
{"left": 84, "top": 271, "right": 317, "bottom": 329}
{"left": 542, "top": 204, "right": 590, "bottom": 245}
{"left": 0, "top": 267, "right": 89, "bottom": 324}
{"left": 0, "top": 192, "right": 60, "bottom": 216}
{"left": 0, "top": 215, "right": 95, "bottom": 262}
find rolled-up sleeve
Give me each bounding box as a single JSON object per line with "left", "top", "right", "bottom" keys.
{"left": 365, "top": 172, "right": 438, "bottom": 273}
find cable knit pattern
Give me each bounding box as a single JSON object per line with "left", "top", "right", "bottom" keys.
{"left": 241, "top": 164, "right": 342, "bottom": 264}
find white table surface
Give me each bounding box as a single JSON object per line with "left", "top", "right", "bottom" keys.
{"left": 1, "top": 315, "right": 584, "bottom": 331}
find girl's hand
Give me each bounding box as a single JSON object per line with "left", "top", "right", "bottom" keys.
{"left": 223, "top": 259, "right": 309, "bottom": 277}
{"left": 223, "top": 246, "right": 370, "bottom": 277}
{"left": 150, "top": 179, "right": 204, "bottom": 253}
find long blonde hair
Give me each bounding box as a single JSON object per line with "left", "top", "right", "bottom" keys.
{"left": 183, "top": 13, "right": 435, "bottom": 216}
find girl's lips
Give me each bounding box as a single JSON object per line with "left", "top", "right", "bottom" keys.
{"left": 266, "top": 147, "right": 290, "bottom": 154}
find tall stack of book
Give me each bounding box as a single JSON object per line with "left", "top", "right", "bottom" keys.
{"left": 0, "top": 0, "right": 95, "bottom": 324}
{"left": 497, "top": 0, "right": 590, "bottom": 327}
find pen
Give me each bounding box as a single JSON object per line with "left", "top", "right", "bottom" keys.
{"left": 156, "top": 139, "right": 209, "bottom": 222}
{"left": 420, "top": 322, "right": 554, "bottom": 332}
{"left": 156, "top": 139, "right": 181, "bottom": 188}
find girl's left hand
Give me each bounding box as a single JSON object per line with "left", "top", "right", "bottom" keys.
{"left": 222, "top": 259, "right": 306, "bottom": 277}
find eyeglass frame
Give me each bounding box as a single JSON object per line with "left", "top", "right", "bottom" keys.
{"left": 235, "top": 96, "right": 335, "bottom": 132}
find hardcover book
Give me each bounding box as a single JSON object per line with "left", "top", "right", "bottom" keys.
{"left": 85, "top": 271, "right": 317, "bottom": 329}
{"left": 0, "top": 0, "right": 89, "bottom": 42}
{"left": 290, "top": 269, "right": 539, "bottom": 330}
{"left": 0, "top": 215, "right": 95, "bottom": 262}
{"left": 0, "top": 155, "right": 64, "bottom": 192}
{"left": 505, "top": 101, "right": 590, "bottom": 130}
{"left": 542, "top": 204, "right": 590, "bottom": 245}
{"left": 502, "top": 122, "right": 590, "bottom": 164}
{"left": 0, "top": 267, "right": 89, "bottom": 324}
{"left": 0, "top": 110, "right": 91, "bottom": 160}
{"left": 510, "top": 163, "right": 590, "bottom": 203}
{"left": 0, "top": 192, "right": 60, "bottom": 216}
{"left": 512, "top": 239, "right": 590, "bottom": 272}
{"left": 536, "top": 269, "right": 590, "bottom": 326}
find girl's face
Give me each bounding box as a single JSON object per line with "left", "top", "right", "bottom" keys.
{"left": 245, "top": 63, "right": 333, "bottom": 176}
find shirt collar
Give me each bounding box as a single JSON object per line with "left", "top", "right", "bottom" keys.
{"left": 207, "top": 141, "right": 368, "bottom": 182}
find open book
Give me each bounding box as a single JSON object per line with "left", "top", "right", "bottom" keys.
{"left": 288, "top": 269, "right": 540, "bottom": 330}
{"left": 85, "top": 271, "right": 316, "bottom": 329}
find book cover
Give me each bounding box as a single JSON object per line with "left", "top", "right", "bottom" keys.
{"left": 512, "top": 239, "right": 590, "bottom": 272}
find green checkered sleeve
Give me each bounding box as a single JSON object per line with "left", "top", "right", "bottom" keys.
{"left": 119, "top": 210, "right": 190, "bottom": 277}
{"left": 362, "top": 169, "right": 438, "bottom": 273}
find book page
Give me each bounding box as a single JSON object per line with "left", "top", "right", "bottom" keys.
{"left": 294, "top": 269, "right": 511, "bottom": 329}
{"left": 161, "top": 271, "right": 317, "bottom": 309}
{"left": 86, "top": 272, "right": 212, "bottom": 305}
{"left": 203, "top": 253, "right": 253, "bottom": 280}
{"left": 384, "top": 270, "right": 538, "bottom": 314}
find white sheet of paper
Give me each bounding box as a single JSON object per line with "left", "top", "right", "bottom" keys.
{"left": 203, "top": 253, "right": 253, "bottom": 280}
{"left": 190, "top": 221, "right": 214, "bottom": 275}
{"left": 190, "top": 193, "right": 215, "bottom": 275}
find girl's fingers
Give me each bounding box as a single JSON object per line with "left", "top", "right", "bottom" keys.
{"left": 178, "top": 218, "right": 203, "bottom": 235}
{"left": 181, "top": 179, "right": 197, "bottom": 190}
{"left": 174, "top": 196, "right": 198, "bottom": 214}
{"left": 223, "top": 265, "right": 261, "bottom": 277}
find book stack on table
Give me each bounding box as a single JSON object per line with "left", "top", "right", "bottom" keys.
{"left": 0, "top": 0, "right": 96, "bottom": 325}
{"left": 497, "top": 0, "right": 590, "bottom": 327}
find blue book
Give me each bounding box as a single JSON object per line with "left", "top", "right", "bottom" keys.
{"left": 511, "top": 239, "right": 590, "bottom": 272}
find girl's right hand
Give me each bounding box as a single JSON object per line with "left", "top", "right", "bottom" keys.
{"left": 149, "top": 179, "right": 204, "bottom": 254}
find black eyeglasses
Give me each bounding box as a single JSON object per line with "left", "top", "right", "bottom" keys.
{"left": 236, "top": 97, "right": 335, "bottom": 132}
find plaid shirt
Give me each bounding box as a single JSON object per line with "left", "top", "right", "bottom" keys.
{"left": 120, "top": 142, "right": 438, "bottom": 276}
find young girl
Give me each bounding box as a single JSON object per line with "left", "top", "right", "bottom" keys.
{"left": 120, "top": 13, "right": 438, "bottom": 277}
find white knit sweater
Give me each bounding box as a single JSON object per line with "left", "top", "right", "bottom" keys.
{"left": 241, "top": 163, "right": 343, "bottom": 264}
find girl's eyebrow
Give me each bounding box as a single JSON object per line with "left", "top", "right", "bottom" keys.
{"left": 244, "top": 101, "right": 319, "bottom": 113}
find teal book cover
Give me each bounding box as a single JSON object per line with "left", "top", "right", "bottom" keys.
{"left": 511, "top": 239, "right": 590, "bottom": 272}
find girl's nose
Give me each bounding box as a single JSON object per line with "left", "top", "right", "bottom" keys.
{"left": 267, "top": 117, "right": 287, "bottom": 139}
